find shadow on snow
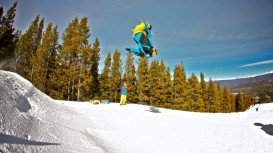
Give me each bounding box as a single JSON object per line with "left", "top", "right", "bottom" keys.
{"left": 254, "top": 123, "right": 273, "bottom": 136}
{"left": 0, "top": 133, "right": 61, "bottom": 146}
{"left": 145, "top": 107, "right": 161, "bottom": 113}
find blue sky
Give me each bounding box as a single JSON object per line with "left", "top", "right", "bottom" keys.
{"left": 2, "top": 0, "right": 273, "bottom": 80}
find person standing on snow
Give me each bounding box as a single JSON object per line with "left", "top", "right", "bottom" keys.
{"left": 126, "top": 21, "right": 157, "bottom": 58}
{"left": 120, "top": 83, "right": 128, "bottom": 105}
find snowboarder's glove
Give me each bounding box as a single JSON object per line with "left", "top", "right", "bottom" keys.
{"left": 145, "top": 54, "right": 150, "bottom": 58}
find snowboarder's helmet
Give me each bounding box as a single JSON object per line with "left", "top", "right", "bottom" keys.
{"left": 149, "top": 48, "right": 157, "bottom": 57}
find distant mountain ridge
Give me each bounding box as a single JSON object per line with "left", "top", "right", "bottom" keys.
{"left": 216, "top": 71, "right": 273, "bottom": 103}
{"left": 216, "top": 71, "right": 273, "bottom": 87}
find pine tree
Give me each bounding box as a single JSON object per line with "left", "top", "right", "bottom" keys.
{"left": 162, "top": 66, "right": 173, "bottom": 108}
{"left": 186, "top": 74, "right": 194, "bottom": 111}
{"left": 215, "top": 83, "right": 222, "bottom": 112}
{"left": 16, "top": 15, "right": 44, "bottom": 80}
{"left": 0, "top": 2, "right": 19, "bottom": 69}
{"left": 32, "top": 23, "right": 59, "bottom": 95}
{"left": 123, "top": 51, "right": 137, "bottom": 103}
{"left": 187, "top": 73, "right": 205, "bottom": 112}
{"left": 89, "top": 37, "right": 100, "bottom": 99}
{"left": 200, "top": 72, "right": 208, "bottom": 111}
{"left": 235, "top": 92, "right": 244, "bottom": 112}
{"left": 77, "top": 44, "right": 93, "bottom": 101}
{"left": 230, "top": 94, "right": 236, "bottom": 112}
{"left": 30, "top": 17, "right": 44, "bottom": 80}
{"left": 149, "top": 60, "right": 162, "bottom": 106}
{"left": 59, "top": 17, "right": 92, "bottom": 101}
{"left": 157, "top": 60, "right": 167, "bottom": 107}
{"left": 207, "top": 78, "right": 217, "bottom": 112}
{"left": 45, "top": 26, "right": 61, "bottom": 99}
{"left": 47, "top": 44, "right": 64, "bottom": 99}
{"left": 60, "top": 17, "right": 79, "bottom": 100}
{"left": 245, "top": 95, "right": 253, "bottom": 110}
{"left": 100, "top": 53, "right": 112, "bottom": 100}
{"left": 50, "top": 44, "right": 72, "bottom": 100}
{"left": 222, "top": 86, "right": 231, "bottom": 112}
{"left": 74, "top": 17, "right": 91, "bottom": 101}
{"left": 158, "top": 60, "right": 172, "bottom": 108}
{"left": 242, "top": 94, "right": 251, "bottom": 111}
{"left": 109, "top": 50, "right": 122, "bottom": 102}
{"left": 46, "top": 26, "right": 59, "bottom": 96}
{"left": 172, "top": 64, "right": 187, "bottom": 110}
{"left": 136, "top": 58, "right": 150, "bottom": 105}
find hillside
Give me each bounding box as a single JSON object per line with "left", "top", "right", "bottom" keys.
{"left": 1, "top": 70, "right": 273, "bottom": 153}
{"left": 216, "top": 72, "right": 273, "bottom": 103}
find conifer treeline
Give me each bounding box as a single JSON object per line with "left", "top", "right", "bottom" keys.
{"left": 1, "top": 2, "right": 254, "bottom": 112}
{"left": 23, "top": 16, "right": 100, "bottom": 102}
{"left": 100, "top": 52, "right": 253, "bottom": 112}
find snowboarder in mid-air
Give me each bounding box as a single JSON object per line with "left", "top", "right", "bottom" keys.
{"left": 126, "top": 21, "right": 157, "bottom": 58}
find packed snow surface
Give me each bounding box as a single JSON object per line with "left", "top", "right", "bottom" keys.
{"left": 1, "top": 70, "right": 273, "bottom": 153}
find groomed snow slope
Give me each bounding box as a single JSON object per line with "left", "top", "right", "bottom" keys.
{"left": 1, "top": 70, "right": 273, "bottom": 153}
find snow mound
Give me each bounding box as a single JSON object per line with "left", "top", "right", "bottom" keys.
{"left": 0, "top": 71, "right": 50, "bottom": 113}
{"left": 0, "top": 70, "right": 119, "bottom": 153}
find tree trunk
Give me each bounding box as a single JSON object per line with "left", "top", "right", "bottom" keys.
{"left": 77, "top": 77, "right": 81, "bottom": 101}
{"left": 30, "top": 65, "right": 34, "bottom": 81}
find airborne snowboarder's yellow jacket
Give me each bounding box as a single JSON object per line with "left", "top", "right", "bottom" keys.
{"left": 132, "top": 22, "right": 147, "bottom": 37}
